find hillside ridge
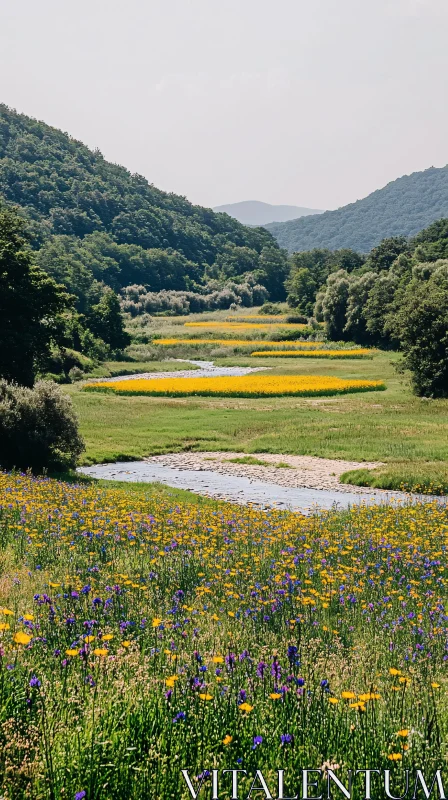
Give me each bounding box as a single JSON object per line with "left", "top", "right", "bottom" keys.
{"left": 266, "top": 165, "right": 448, "bottom": 253}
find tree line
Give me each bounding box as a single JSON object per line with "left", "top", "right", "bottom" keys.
{"left": 287, "top": 220, "right": 448, "bottom": 397}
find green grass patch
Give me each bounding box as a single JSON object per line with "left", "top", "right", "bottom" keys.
{"left": 226, "top": 455, "right": 269, "bottom": 466}
{"left": 341, "top": 462, "right": 448, "bottom": 496}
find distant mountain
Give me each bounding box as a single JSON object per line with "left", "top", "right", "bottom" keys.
{"left": 266, "top": 166, "right": 448, "bottom": 253}
{"left": 213, "top": 200, "right": 324, "bottom": 226}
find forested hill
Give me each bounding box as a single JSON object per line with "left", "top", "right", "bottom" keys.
{"left": 266, "top": 166, "right": 448, "bottom": 253}
{"left": 0, "top": 105, "right": 280, "bottom": 295}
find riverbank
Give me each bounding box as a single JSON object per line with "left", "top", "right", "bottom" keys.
{"left": 142, "top": 451, "right": 384, "bottom": 493}
{"left": 78, "top": 453, "right": 441, "bottom": 513}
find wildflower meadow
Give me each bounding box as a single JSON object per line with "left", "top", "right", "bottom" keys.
{"left": 0, "top": 473, "right": 447, "bottom": 798}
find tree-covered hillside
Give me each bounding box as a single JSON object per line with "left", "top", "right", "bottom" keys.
{"left": 266, "top": 166, "right": 448, "bottom": 253}
{"left": 0, "top": 105, "right": 285, "bottom": 300}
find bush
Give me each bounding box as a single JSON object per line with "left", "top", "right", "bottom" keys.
{"left": 68, "top": 367, "right": 84, "bottom": 382}
{"left": 285, "top": 313, "right": 308, "bottom": 324}
{"left": 0, "top": 380, "right": 85, "bottom": 471}
{"left": 258, "top": 302, "right": 283, "bottom": 315}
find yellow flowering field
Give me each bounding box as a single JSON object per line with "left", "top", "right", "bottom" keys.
{"left": 0, "top": 472, "right": 447, "bottom": 798}
{"left": 250, "top": 349, "right": 373, "bottom": 359}
{"left": 84, "top": 374, "right": 385, "bottom": 398}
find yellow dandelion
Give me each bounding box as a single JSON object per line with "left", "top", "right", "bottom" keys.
{"left": 13, "top": 632, "right": 32, "bottom": 645}
{"left": 223, "top": 735, "right": 233, "bottom": 746}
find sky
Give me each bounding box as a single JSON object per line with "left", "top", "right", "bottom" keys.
{"left": 1, "top": 0, "right": 447, "bottom": 211}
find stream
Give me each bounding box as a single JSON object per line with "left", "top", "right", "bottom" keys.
{"left": 77, "top": 461, "right": 438, "bottom": 515}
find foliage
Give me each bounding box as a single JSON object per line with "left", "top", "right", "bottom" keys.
{"left": 389, "top": 264, "right": 448, "bottom": 397}
{"left": 313, "top": 220, "right": 448, "bottom": 396}
{"left": 87, "top": 289, "right": 131, "bottom": 351}
{"left": 0, "top": 380, "right": 84, "bottom": 470}
{"left": 0, "top": 474, "right": 446, "bottom": 797}
{"left": 344, "top": 271, "right": 379, "bottom": 344}
{"left": 315, "top": 270, "right": 351, "bottom": 341}
{"left": 121, "top": 279, "right": 268, "bottom": 317}
{"left": 286, "top": 248, "right": 364, "bottom": 314}
{"left": 267, "top": 165, "right": 448, "bottom": 253}
{"left": 0, "top": 105, "right": 287, "bottom": 300}
{"left": 257, "top": 302, "right": 284, "bottom": 315}
{"left": 0, "top": 205, "right": 73, "bottom": 386}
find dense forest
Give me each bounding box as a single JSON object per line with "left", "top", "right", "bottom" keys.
{"left": 266, "top": 166, "right": 448, "bottom": 253}
{"left": 0, "top": 105, "right": 289, "bottom": 312}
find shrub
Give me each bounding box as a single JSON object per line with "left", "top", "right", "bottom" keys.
{"left": 0, "top": 380, "right": 85, "bottom": 471}
{"left": 68, "top": 367, "right": 84, "bottom": 382}
{"left": 285, "top": 313, "right": 308, "bottom": 324}
{"left": 258, "top": 302, "right": 283, "bottom": 315}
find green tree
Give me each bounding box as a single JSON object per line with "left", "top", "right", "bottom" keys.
{"left": 389, "top": 267, "right": 448, "bottom": 397}
{"left": 0, "top": 206, "right": 73, "bottom": 386}
{"left": 286, "top": 248, "right": 364, "bottom": 313}
{"left": 285, "top": 267, "right": 316, "bottom": 315}
{"left": 256, "top": 246, "right": 289, "bottom": 300}
{"left": 318, "top": 270, "right": 351, "bottom": 341}
{"left": 87, "top": 289, "right": 130, "bottom": 352}
{"left": 364, "top": 271, "right": 400, "bottom": 347}
{"left": 344, "top": 272, "right": 378, "bottom": 344}
{"left": 364, "top": 237, "right": 409, "bottom": 272}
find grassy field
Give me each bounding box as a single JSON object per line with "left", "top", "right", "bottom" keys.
{"left": 69, "top": 349, "right": 448, "bottom": 494}
{"left": 0, "top": 472, "right": 446, "bottom": 798}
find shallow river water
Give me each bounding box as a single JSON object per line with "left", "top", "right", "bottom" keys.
{"left": 77, "top": 461, "right": 436, "bottom": 515}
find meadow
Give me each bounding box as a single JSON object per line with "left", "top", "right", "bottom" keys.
{"left": 0, "top": 472, "right": 446, "bottom": 799}
{"left": 73, "top": 310, "right": 448, "bottom": 494}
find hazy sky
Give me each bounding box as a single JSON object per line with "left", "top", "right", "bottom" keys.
{"left": 1, "top": 0, "right": 447, "bottom": 210}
